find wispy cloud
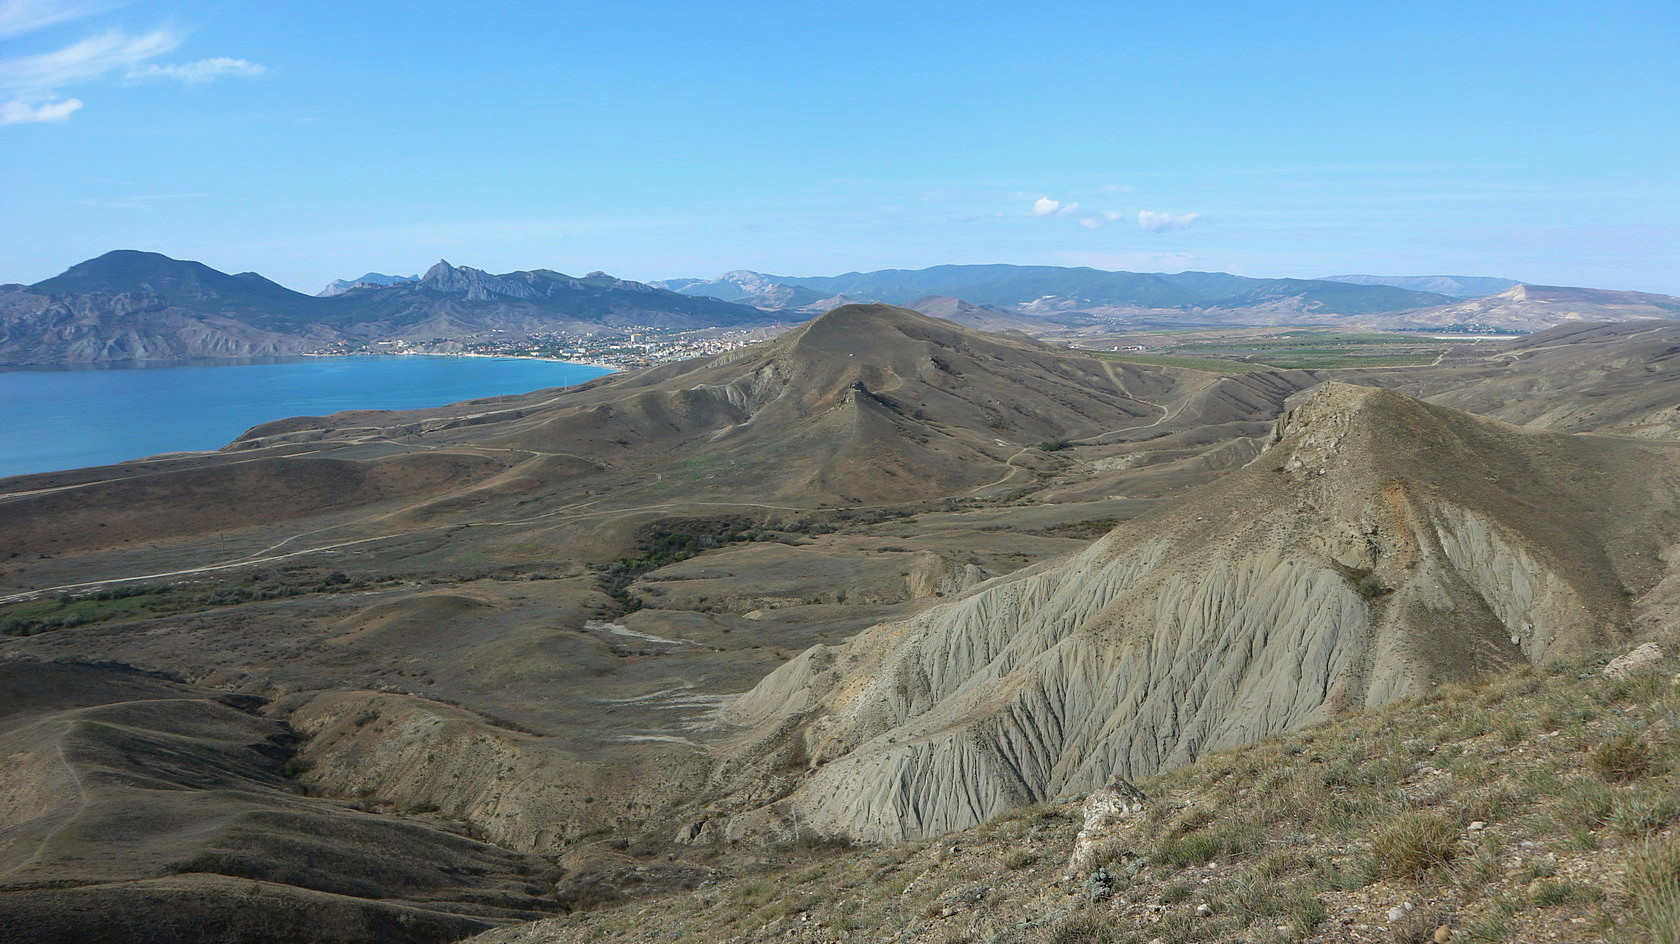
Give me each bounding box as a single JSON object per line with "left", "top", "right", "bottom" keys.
{"left": 0, "top": 27, "right": 180, "bottom": 91}
{"left": 1079, "top": 210, "right": 1125, "bottom": 230}
{"left": 1029, "top": 196, "right": 1079, "bottom": 217}
{"left": 0, "top": 0, "right": 112, "bottom": 39}
{"left": 127, "top": 56, "right": 266, "bottom": 83}
{"left": 0, "top": 96, "right": 80, "bottom": 123}
{"left": 1138, "top": 210, "right": 1201, "bottom": 232}
{"left": 0, "top": 23, "right": 267, "bottom": 126}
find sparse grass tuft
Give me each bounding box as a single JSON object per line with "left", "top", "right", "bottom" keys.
{"left": 1625, "top": 839, "right": 1680, "bottom": 943}
{"left": 1041, "top": 912, "right": 1121, "bottom": 944}
{"left": 1371, "top": 811, "right": 1459, "bottom": 881}
{"left": 1591, "top": 735, "right": 1653, "bottom": 782}
{"left": 1002, "top": 848, "right": 1039, "bottom": 870}
{"left": 1530, "top": 879, "right": 1603, "bottom": 907}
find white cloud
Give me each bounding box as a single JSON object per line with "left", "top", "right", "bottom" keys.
{"left": 0, "top": 27, "right": 180, "bottom": 93}
{"left": 0, "top": 0, "right": 110, "bottom": 39}
{"left": 128, "top": 57, "right": 266, "bottom": 83}
{"left": 1138, "top": 210, "right": 1201, "bottom": 233}
{"left": 0, "top": 24, "right": 263, "bottom": 127}
{"left": 1029, "top": 196, "right": 1080, "bottom": 217}
{"left": 1079, "top": 210, "right": 1125, "bottom": 229}
{"left": 0, "top": 96, "right": 81, "bottom": 123}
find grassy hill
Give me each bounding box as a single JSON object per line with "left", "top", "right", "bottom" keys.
{"left": 475, "top": 643, "right": 1680, "bottom": 944}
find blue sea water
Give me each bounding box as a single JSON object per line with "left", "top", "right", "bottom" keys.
{"left": 0, "top": 355, "right": 613, "bottom": 479}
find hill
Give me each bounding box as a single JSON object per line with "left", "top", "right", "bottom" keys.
{"left": 4, "top": 310, "right": 1680, "bottom": 943}
{"left": 1320, "top": 274, "right": 1521, "bottom": 297}
{"left": 472, "top": 643, "right": 1680, "bottom": 944}
{"left": 743, "top": 264, "right": 1455, "bottom": 315}
{"left": 653, "top": 271, "right": 832, "bottom": 310}
{"left": 1389, "top": 284, "right": 1680, "bottom": 332}
{"left": 695, "top": 383, "right": 1680, "bottom": 842}
{"left": 0, "top": 251, "right": 774, "bottom": 365}
{"left": 319, "top": 272, "right": 418, "bottom": 296}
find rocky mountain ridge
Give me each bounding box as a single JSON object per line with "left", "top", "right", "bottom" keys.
{"left": 0, "top": 251, "right": 773, "bottom": 365}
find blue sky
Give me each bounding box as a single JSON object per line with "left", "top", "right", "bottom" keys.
{"left": 3, "top": 0, "right": 1677, "bottom": 294}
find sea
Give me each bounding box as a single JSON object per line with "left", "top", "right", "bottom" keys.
{"left": 0, "top": 355, "right": 613, "bottom": 479}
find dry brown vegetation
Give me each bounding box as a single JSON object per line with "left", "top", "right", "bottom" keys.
{"left": 476, "top": 642, "right": 1680, "bottom": 944}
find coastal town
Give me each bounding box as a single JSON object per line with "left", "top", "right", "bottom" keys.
{"left": 308, "top": 323, "right": 791, "bottom": 369}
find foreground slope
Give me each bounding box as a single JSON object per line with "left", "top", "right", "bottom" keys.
{"left": 476, "top": 645, "right": 1680, "bottom": 944}
{"left": 707, "top": 383, "right": 1680, "bottom": 841}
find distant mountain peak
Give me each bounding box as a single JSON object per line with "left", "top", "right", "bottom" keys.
{"left": 419, "top": 260, "right": 541, "bottom": 301}
{"left": 316, "top": 272, "right": 418, "bottom": 297}
{"left": 1319, "top": 274, "right": 1521, "bottom": 298}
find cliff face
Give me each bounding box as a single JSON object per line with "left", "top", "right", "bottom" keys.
{"left": 709, "top": 384, "right": 1680, "bottom": 842}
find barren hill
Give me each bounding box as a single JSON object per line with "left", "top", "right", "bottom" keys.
{"left": 4, "top": 309, "right": 1680, "bottom": 943}
{"left": 1390, "top": 284, "right": 1680, "bottom": 332}
{"left": 705, "top": 383, "right": 1680, "bottom": 842}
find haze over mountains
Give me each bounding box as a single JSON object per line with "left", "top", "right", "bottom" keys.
{"left": 4, "top": 301, "right": 1679, "bottom": 942}
{"left": 0, "top": 251, "right": 770, "bottom": 365}
{"left": 318, "top": 272, "right": 419, "bottom": 297}
{"left": 1317, "top": 274, "right": 1521, "bottom": 297}
{"left": 5, "top": 252, "right": 1679, "bottom": 365}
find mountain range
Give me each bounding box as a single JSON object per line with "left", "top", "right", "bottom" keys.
{"left": 0, "top": 251, "right": 772, "bottom": 365}
{"left": 656, "top": 264, "right": 1460, "bottom": 314}
{"left": 5, "top": 252, "right": 1679, "bottom": 367}
{"left": 318, "top": 272, "right": 419, "bottom": 296}
{"left": 1317, "top": 273, "right": 1521, "bottom": 297}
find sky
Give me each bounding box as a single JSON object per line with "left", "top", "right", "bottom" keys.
{"left": 2, "top": 0, "right": 1677, "bottom": 294}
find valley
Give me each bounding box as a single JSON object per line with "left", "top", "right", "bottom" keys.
{"left": 1, "top": 304, "right": 1677, "bottom": 942}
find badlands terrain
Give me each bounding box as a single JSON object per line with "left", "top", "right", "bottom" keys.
{"left": 2, "top": 305, "right": 1678, "bottom": 943}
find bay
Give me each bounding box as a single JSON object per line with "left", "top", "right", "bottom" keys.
{"left": 0, "top": 355, "right": 613, "bottom": 479}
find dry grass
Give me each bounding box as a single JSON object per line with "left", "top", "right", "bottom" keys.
{"left": 484, "top": 643, "right": 1680, "bottom": 944}
{"left": 1371, "top": 811, "right": 1459, "bottom": 880}
{"left": 1625, "top": 839, "right": 1680, "bottom": 943}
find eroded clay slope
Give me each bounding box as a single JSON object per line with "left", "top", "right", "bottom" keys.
{"left": 708, "top": 383, "right": 1680, "bottom": 841}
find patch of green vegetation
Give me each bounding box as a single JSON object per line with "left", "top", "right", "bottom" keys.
{"left": 598, "top": 517, "right": 758, "bottom": 613}
{"left": 1090, "top": 351, "right": 1266, "bottom": 373}
{"left": 1252, "top": 351, "right": 1442, "bottom": 369}
{"left": 0, "top": 570, "right": 380, "bottom": 636}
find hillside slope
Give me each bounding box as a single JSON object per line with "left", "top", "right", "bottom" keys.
{"left": 474, "top": 645, "right": 1680, "bottom": 944}
{"left": 704, "top": 384, "right": 1680, "bottom": 842}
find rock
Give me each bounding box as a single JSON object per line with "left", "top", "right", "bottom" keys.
{"left": 1194, "top": 903, "right": 1213, "bottom": 917}
{"left": 1433, "top": 925, "right": 1453, "bottom": 943}
{"left": 1386, "top": 902, "right": 1415, "bottom": 923}
{"left": 1067, "top": 778, "right": 1149, "bottom": 875}
{"left": 1604, "top": 642, "right": 1665, "bottom": 680}
{"left": 1468, "top": 820, "right": 1486, "bottom": 831}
